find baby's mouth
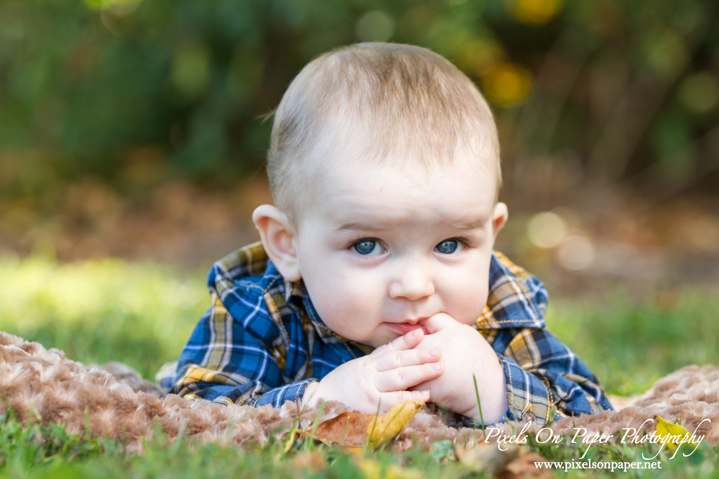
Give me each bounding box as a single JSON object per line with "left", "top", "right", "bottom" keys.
{"left": 385, "top": 321, "right": 430, "bottom": 336}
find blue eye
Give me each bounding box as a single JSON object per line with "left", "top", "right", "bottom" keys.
{"left": 352, "top": 240, "right": 381, "bottom": 255}
{"left": 435, "top": 239, "right": 462, "bottom": 254}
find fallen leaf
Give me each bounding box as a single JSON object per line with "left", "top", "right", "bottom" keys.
{"left": 498, "top": 452, "right": 554, "bottom": 479}
{"left": 307, "top": 411, "right": 374, "bottom": 447}
{"left": 291, "top": 450, "right": 327, "bottom": 471}
{"left": 303, "top": 400, "right": 425, "bottom": 448}
{"left": 456, "top": 443, "right": 519, "bottom": 473}
{"left": 655, "top": 416, "right": 695, "bottom": 450}
{"left": 359, "top": 459, "right": 423, "bottom": 479}
{"left": 456, "top": 443, "right": 553, "bottom": 478}
{"left": 370, "top": 400, "right": 425, "bottom": 447}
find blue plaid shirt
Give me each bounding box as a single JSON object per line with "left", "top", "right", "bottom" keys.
{"left": 170, "top": 242, "right": 612, "bottom": 424}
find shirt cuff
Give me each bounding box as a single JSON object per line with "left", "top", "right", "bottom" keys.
{"left": 499, "top": 355, "right": 557, "bottom": 425}
{"left": 252, "top": 379, "right": 317, "bottom": 408}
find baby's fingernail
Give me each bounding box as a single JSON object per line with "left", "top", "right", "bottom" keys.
{"left": 411, "top": 329, "right": 422, "bottom": 338}
{"left": 421, "top": 390, "right": 430, "bottom": 400}
{"left": 431, "top": 363, "right": 442, "bottom": 371}
{"left": 429, "top": 348, "right": 439, "bottom": 358}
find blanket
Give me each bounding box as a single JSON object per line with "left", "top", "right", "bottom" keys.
{"left": 1, "top": 332, "right": 717, "bottom": 454}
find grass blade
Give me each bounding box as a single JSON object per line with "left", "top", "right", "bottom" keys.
{"left": 472, "top": 374, "right": 485, "bottom": 437}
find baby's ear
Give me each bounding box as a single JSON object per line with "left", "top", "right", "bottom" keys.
{"left": 491, "top": 202, "right": 508, "bottom": 238}
{"left": 252, "top": 205, "right": 302, "bottom": 281}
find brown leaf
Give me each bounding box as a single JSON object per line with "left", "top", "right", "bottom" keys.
{"left": 456, "top": 443, "right": 519, "bottom": 473}
{"left": 497, "top": 452, "right": 554, "bottom": 479}
{"left": 312, "top": 411, "right": 375, "bottom": 447}
{"left": 457, "top": 444, "right": 553, "bottom": 479}
{"left": 291, "top": 450, "right": 327, "bottom": 471}
{"left": 307, "top": 400, "right": 425, "bottom": 448}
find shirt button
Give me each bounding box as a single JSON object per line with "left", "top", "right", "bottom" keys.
{"left": 521, "top": 411, "right": 537, "bottom": 423}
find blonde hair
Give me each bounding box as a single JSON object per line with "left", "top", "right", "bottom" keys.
{"left": 268, "top": 42, "right": 501, "bottom": 225}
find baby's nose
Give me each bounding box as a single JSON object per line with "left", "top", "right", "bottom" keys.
{"left": 388, "top": 263, "right": 435, "bottom": 301}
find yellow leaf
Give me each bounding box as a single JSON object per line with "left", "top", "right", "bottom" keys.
{"left": 369, "top": 400, "right": 425, "bottom": 447}
{"left": 359, "top": 459, "right": 422, "bottom": 479}
{"left": 655, "top": 416, "right": 695, "bottom": 450}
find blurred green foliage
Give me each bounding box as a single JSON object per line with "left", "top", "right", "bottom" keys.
{"left": 1, "top": 0, "right": 718, "bottom": 204}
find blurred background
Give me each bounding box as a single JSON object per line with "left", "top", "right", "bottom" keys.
{"left": 1, "top": 0, "right": 718, "bottom": 392}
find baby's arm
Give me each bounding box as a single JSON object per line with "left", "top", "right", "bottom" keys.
{"left": 172, "top": 303, "right": 315, "bottom": 407}
{"left": 496, "top": 327, "right": 613, "bottom": 423}
{"left": 302, "top": 328, "right": 443, "bottom": 413}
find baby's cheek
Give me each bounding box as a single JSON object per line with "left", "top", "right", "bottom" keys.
{"left": 319, "top": 276, "right": 385, "bottom": 339}
{"left": 452, "top": 289, "right": 489, "bottom": 326}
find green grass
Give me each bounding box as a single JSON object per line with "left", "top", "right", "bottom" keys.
{"left": 547, "top": 286, "right": 719, "bottom": 396}
{"left": 1, "top": 407, "right": 717, "bottom": 479}
{"left": 0, "top": 253, "right": 206, "bottom": 380}
{"left": 1, "top": 253, "right": 718, "bottom": 477}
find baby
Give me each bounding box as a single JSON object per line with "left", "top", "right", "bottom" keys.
{"left": 171, "top": 43, "right": 612, "bottom": 426}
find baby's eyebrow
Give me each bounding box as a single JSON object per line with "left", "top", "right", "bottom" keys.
{"left": 334, "top": 222, "right": 386, "bottom": 232}
{"left": 334, "top": 217, "right": 488, "bottom": 232}
{"left": 448, "top": 217, "right": 488, "bottom": 230}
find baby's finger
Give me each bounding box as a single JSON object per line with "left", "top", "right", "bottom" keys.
{"left": 374, "top": 347, "right": 441, "bottom": 372}
{"left": 375, "top": 362, "right": 443, "bottom": 392}
{"left": 423, "top": 313, "right": 458, "bottom": 334}
{"left": 370, "top": 328, "right": 424, "bottom": 356}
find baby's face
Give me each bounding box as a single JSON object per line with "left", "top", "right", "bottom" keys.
{"left": 294, "top": 155, "right": 505, "bottom": 348}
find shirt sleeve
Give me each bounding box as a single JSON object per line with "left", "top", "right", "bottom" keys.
{"left": 498, "top": 327, "right": 613, "bottom": 424}
{"left": 171, "top": 291, "right": 316, "bottom": 408}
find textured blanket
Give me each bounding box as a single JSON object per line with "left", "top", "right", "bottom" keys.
{"left": 1, "top": 332, "right": 717, "bottom": 454}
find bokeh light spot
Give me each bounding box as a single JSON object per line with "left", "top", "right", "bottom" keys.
{"left": 643, "top": 31, "right": 688, "bottom": 79}
{"left": 83, "top": 0, "right": 142, "bottom": 15}
{"left": 557, "top": 236, "right": 595, "bottom": 271}
{"left": 481, "top": 63, "right": 533, "bottom": 108}
{"left": 678, "top": 72, "right": 719, "bottom": 114}
{"left": 527, "top": 211, "right": 567, "bottom": 248}
{"left": 171, "top": 41, "right": 212, "bottom": 100}
{"left": 356, "top": 11, "right": 395, "bottom": 43}
{"left": 508, "top": 0, "right": 562, "bottom": 26}
{"left": 0, "top": 3, "right": 27, "bottom": 41}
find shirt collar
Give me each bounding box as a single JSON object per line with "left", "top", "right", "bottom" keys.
{"left": 266, "top": 261, "right": 373, "bottom": 352}
{"left": 476, "top": 251, "right": 547, "bottom": 330}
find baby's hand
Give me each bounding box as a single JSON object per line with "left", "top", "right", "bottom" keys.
{"left": 302, "top": 329, "right": 443, "bottom": 413}
{"left": 412, "top": 313, "right": 508, "bottom": 424}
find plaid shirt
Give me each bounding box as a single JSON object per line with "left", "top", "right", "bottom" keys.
{"left": 170, "top": 242, "right": 612, "bottom": 425}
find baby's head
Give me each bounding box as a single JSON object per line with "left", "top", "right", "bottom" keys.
{"left": 253, "top": 43, "right": 508, "bottom": 347}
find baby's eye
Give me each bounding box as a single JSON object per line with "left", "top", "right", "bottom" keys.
{"left": 352, "top": 240, "right": 383, "bottom": 256}
{"left": 434, "top": 239, "right": 465, "bottom": 254}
